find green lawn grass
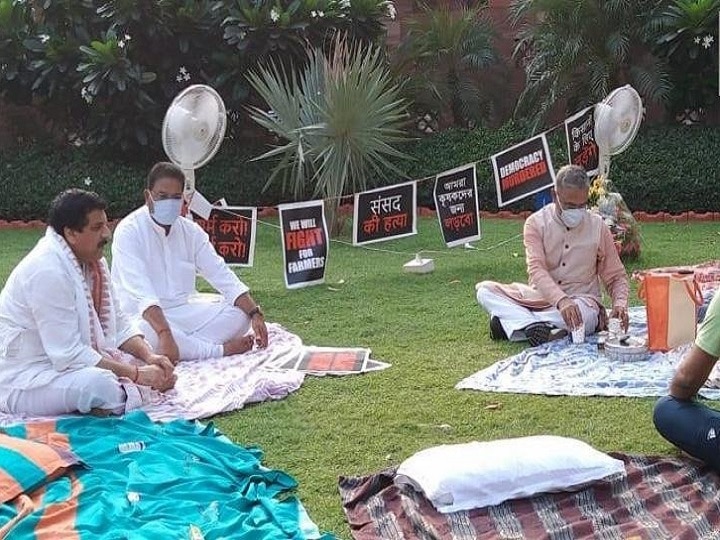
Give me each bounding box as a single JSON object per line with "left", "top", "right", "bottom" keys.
{"left": 2, "top": 218, "right": 719, "bottom": 538}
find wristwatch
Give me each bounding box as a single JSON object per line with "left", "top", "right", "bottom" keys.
{"left": 247, "top": 306, "right": 263, "bottom": 319}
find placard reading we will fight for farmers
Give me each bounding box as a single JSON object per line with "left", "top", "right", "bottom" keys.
{"left": 279, "top": 201, "right": 328, "bottom": 289}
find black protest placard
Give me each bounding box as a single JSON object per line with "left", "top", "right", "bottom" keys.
{"left": 434, "top": 164, "right": 481, "bottom": 248}
{"left": 353, "top": 181, "right": 417, "bottom": 245}
{"left": 491, "top": 134, "right": 555, "bottom": 207}
{"left": 279, "top": 201, "right": 328, "bottom": 289}
{"left": 565, "top": 106, "right": 599, "bottom": 176}
{"left": 193, "top": 207, "right": 256, "bottom": 267}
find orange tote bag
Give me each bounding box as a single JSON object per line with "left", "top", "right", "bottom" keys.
{"left": 638, "top": 271, "right": 703, "bottom": 352}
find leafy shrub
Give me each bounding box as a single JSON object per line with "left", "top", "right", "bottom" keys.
{"left": 1, "top": 124, "right": 718, "bottom": 221}
{"left": 0, "top": 0, "right": 395, "bottom": 153}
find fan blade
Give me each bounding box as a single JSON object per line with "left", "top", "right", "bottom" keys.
{"left": 162, "top": 84, "right": 227, "bottom": 170}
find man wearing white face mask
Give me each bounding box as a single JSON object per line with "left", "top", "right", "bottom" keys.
{"left": 475, "top": 165, "right": 629, "bottom": 347}
{"left": 110, "top": 162, "right": 268, "bottom": 363}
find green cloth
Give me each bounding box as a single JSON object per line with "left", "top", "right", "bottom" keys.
{"left": 0, "top": 411, "right": 333, "bottom": 539}
{"left": 697, "top": 292, "right": 720, "bottom": 357}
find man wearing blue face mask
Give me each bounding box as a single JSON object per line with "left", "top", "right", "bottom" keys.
{"left": 475, "top": 165, "right": 630, "bottom": 347}
{"left": 110, "top": 162, "right": 268, "bottom": 363}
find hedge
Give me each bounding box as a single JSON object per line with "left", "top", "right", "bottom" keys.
{"left": 1, "top": 124, "right": 718, "bottom": 221}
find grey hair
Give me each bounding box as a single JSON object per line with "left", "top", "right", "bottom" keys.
{"left": 555, "top": 165, "right": 590, "bottom": 190}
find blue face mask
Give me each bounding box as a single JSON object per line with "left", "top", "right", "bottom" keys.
{"left": 151, "top": 197, "right": 183, "bottom": 226}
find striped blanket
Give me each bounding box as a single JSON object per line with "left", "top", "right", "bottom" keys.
{"left": 339, "top": 453, "right": 720, "bottom": 539}
{"left": 0, "top": 411, "right": 333, "bottom": 539}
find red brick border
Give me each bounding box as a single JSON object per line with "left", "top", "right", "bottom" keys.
{"left": 1, "top": 211, "right": 718, "bottom": 230}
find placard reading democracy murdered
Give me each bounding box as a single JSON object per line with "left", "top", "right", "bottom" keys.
{"left": 353, "top": 181, "right": 417, "bottom": 245}
{"left": 491, "top": 134, "right": 556, "bottom": 207}
{"left": 434, "top": 164, "right": 481, "bottom": 248}
{"left": 193, "top": 207, "right": 257, "bottom": 267}
{"left": 565, "top": 106, "right": 599, "bottom": 176}
{"left": 278, "top": 200, "right": 328, "bottom": 289}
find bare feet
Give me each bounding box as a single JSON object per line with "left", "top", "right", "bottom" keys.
{"left": 223, "top": 334, "right": 254, "bottom": 356}
{"left": 89, "top": 408, "right": 114, "bottom": 417}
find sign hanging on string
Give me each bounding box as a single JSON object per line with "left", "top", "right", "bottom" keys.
{"left": 353, "top": 181, "right": 417, "bottom": 245}
{"left": 279, "top": 200, "right": 329, "bottom": 289}
{"left": 192, "top": 207, "right": 257, "bottom": 267}
{"left": 564, "top": 106, "right": 599, "bottom": 176}
{"left": 433, "top": 164, "right": 481, "bottom": 247}
{"left": 491, "top": 134, "right": 556, "bottom": 207}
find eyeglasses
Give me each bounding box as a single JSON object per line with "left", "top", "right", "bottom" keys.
{"left": 151, "top": 192, "right": 183, "bottom": 201}
{"left": 558, "top": 199, "right": 588, "bottom": 210}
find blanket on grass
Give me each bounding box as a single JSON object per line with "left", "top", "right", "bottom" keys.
{"left": 339, "top": 453, "right": 720, "bottom": 540}
{"left": 0, "top": 323, "right": 387, "bottom": 427}
{"left": 0, "top": 411, "right": 333, "bottom": 539}
{"left": 456, "top": 307, "right": 720, "bottom": 399}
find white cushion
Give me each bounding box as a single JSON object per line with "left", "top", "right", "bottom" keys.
{"left": 394, "top": 435, "right": 625, "bottom": 513}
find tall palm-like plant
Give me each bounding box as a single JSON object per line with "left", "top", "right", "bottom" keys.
{"left": 392, "top": 4, "right": 497, "bottom": 129}
{"left": 649, "top": 0, "right": 719, "bottom": 115}
{"left": 247, "top": 35, "right": 411, "bottom": 233}
{"left": 511, "top": 0, "right": 671, "bottom": 131}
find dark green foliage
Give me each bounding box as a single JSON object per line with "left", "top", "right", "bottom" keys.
{"left": 2, "top": 124, "right": 718, "bottom": 220}
{"left": 0, "top": 0, "right": 393, "bottom": 154}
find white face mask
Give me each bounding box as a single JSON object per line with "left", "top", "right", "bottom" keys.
{"left": 557, "top": 200, "right": 586, "bottom": 229}
{"left": 151, "top": 197, "right": 183, "bottom": 226}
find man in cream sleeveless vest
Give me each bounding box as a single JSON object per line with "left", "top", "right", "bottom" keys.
{"left": 476, "top": 165, "right": 630, "bottom": 347}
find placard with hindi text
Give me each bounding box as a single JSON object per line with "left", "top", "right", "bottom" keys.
{"left": 193, "top": 207, "right": 256, "bottom": 267}
{"left": 353, "top": 181, "right": 417, "bottom": 245}
{"left": 565, "top": 106, "right": 599, "bottom": 176}
{"left": 434, "top": 164, "right": 481, "bottom": 248}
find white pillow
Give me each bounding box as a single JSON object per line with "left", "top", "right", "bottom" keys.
{"left": 394, "top": 435, "right": 625, "bottom": 513}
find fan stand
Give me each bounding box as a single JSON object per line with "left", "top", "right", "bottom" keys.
{"left": 597, "top": 154, "right": 611, "bottom": 181}
{"left": 180, "top": 168, "right": 196, "bottom": 202}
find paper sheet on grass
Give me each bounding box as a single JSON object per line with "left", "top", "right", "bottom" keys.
{"left": 273, "top": 346, "right": 390, "bottom": 376}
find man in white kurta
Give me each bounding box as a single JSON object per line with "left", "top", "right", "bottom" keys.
{"left": 0, "top": 189, "right": 174, "bottom": 416}
{"left": 111, "top": 162, "right": 268, "bottom": 363}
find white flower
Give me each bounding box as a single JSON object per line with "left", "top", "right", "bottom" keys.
{"left": 385, "top": 1, "right": 396, "bottom": 20}
{"left": 318, "top": 10, "right": 324, "bottom": 17}
{"left": 179, "top": 66, "right": 188, "bottom": 76}
{"left": 83, "top": 177, "right": 92, "bottom": 186}
{"left": 702, "top": 34, "right": 714, "bottom": 49}
{"left": 694, "top": 36, "right": 701, "bottom": 44}
{"left": 239, "top": 31, "right": 247, "bottom": 39}
{"left": 270, "top": 8, "right": 280, "bottom": 22}
{"left": 183, "top": 72, "right": 191, "bottom": 81}
{"left": 176, "top": 75, "right": 183, "bottom": 83}
{"left": 311, "top": 10, "right": 317, "bottom": 17}
{"left": 339, "top": 0, "right": 351, "bottom": 9}
{"left": 118, "top": 40, "right": 125, "bottom": 48}
{"left": 39, "top": 34, "right": 50, "bottom": 44}
{"left": 124, "top": 33, "right": 131, "bottom": 41}
{"left": 80, "top": 87, "right": 93, "bottom": 104}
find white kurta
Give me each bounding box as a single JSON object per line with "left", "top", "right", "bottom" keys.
{"left": 111, "top": 207, "right": 251, "bottom": 360}
{"left": 0, "top": 229, "right": 137, "bottom": 414}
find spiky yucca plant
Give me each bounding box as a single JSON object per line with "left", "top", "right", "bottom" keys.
{"left": 247, "top": 34, "right": 411, "bottom": 234}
